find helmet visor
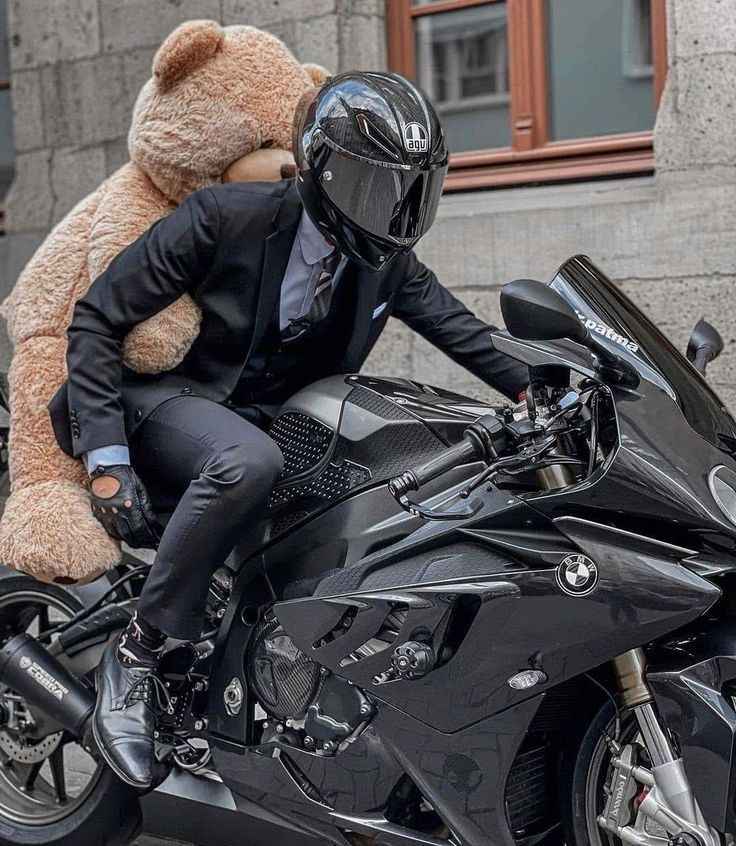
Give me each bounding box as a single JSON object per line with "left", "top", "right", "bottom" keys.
{"left": 318, "top": 148, "right": 447, "bottom": 248}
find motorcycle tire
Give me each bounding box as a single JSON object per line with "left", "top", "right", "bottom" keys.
{"left": 0, "top": 575, "right": 142, "bottom": 846}
{"left": 560, "top": 696, "right": 639, "bottom": 846}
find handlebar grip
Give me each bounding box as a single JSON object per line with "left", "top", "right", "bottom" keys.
{"left": 389, "top": 437, "right": 479, "bottom": 497}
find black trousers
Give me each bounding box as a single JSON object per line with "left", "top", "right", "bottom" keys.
{"left": 131, "top": 395, "right": 284, "bottom": 639}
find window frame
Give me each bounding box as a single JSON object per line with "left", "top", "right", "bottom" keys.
{"left": 386, "top": 0, "right": 668, "bottom": 191}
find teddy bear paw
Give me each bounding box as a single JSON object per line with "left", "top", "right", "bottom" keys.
{"left": 0, "top": 482, "right": 122, "bottom": 584}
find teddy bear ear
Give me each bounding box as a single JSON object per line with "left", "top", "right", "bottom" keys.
{"left": 303, "top": 63, "right": 331, "bottom": 87}
{"left": 153, "top": 20, "right": 225, "bottom": 93}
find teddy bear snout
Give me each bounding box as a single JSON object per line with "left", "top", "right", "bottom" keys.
{"left": 222, "top": 147, "right": 295, "bottom": 184}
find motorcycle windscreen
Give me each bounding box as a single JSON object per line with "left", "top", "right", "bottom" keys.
{"left": 549, "top": 255, "right": 736, "bottom": 449}
{"left": 319, "top": 151, "right": 447, "bottom": 246}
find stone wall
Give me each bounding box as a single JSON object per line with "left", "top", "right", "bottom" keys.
{"left": 365, "top": 0, "right": 736, "bottom": 410}
{"left": 1, "top": 0, "right": 735, "bottom": 412}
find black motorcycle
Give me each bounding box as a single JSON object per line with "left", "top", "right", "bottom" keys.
{"left": 1, "top": 255, "right": 735, "bottom": 846}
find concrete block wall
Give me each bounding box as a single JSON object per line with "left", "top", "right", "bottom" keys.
{"left": 366, "top": 174, "right": 736, "bottom": 408}
{"left": 2, "top": 0, "right": 735, "bottom": 415}
{"left": 366, "top": 0, "right": 736, "bottom": 411}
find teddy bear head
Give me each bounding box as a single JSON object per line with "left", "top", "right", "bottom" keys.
{"left": 129, "top": 20, "right": 328, "bottom": 203}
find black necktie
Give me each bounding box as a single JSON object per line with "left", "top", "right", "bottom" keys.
{"left": 282, "top": 252, "right": 341, "bottom": 344}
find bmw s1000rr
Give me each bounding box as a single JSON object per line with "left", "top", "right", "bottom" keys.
{"left": 1, "top": 255, "right": 735, "bottom": 846}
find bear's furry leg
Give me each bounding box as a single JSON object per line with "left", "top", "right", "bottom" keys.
{"left": 0, "top": 335, "right": 121, "bottom": 582}
{"left": 0, "top": 482, "right": 119, "bottom": 583}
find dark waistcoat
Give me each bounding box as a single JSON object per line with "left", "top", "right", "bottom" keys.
{"left": 230, "top": 270, "right": 358, "bottom": 409}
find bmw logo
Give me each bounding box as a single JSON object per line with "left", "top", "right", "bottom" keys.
{"left": 556, "top": 554, "right": 599, "bottom": 596}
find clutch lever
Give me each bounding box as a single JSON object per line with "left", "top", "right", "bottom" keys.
{"left": 393, "top": 492, "right": 485, "bottom": 522}
{"left": 388, "top": 414, "right": 505, "bottom": 521}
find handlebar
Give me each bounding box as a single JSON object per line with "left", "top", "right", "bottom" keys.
{"left": 387, "top": 437, "right": 479, "bottom": 499}
{"left": 387, "top": 415, "right": 507, "bottom": 519}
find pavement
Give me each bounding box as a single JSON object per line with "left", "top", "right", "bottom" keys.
{"left": 134, "top": 838, "right": 193, "bottom": 846}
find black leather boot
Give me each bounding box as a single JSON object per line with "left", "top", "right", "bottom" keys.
{"left": 92, "top": 638, "right": 167, "bottom": 789}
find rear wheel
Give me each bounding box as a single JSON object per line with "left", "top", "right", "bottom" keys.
{"left": 0, "top": 576, "right": 141, "bottom": 845}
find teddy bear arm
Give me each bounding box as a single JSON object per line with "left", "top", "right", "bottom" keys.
{"left": 89, "top": 163, "right": 203, "bottom": 374}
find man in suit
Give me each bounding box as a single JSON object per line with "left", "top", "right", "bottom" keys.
{"left": 50, "top": 71, "right": 528, "bottom": 788}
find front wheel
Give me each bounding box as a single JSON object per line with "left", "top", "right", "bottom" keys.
{"left": 0, "top": 575, "right": 141, "bottom": 845}
{"left": 561, "top": 699, "right": 667, "bottom": 846}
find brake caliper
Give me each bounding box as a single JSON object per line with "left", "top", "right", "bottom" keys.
{"left": 600, "top": 744, "right": 641, "bottom": 832}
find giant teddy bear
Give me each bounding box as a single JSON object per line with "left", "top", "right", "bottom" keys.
{"left": 0, "top": 20, "right": 327, "bottom": 584}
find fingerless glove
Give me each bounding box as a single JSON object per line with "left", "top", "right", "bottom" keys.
{"left": 90, "top": 464, "right": 159, "bottom": 549}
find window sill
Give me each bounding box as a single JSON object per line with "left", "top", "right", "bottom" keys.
{"left": 444, "top": 130, "right": 655, "bottom": 191}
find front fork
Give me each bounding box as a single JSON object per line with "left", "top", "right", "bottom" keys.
{"left": 532, "top": 431, "right": 719, "bottom": 843}
{"left": 598, "top": 648, "right": 719, "bottom": 846}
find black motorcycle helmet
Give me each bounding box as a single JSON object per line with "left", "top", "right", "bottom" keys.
{"left": 293, "top": 71, "right": 449, "bottom": 271}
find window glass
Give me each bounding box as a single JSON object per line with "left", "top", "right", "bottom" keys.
{"left": 414, "top": 3, "right": 510, "bottom": 153}
{"left": 547, "top": 0, "right": 655, "bottom": 141}
{"left": 0, "top": 0, "right": 12, "bottom": 201}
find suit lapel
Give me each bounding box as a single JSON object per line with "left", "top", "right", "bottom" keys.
{"left": 340, "top": 265, "right": 382, "bottom": 371}
{"left": 248, "top": 182, "right": 302, "bottom": 356}
{"left": 247, "top": 181, "right": 382, "bottom": 372}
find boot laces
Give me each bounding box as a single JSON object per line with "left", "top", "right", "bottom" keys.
{"left": 123, "top": 672, "right": 174, "bottom": 715}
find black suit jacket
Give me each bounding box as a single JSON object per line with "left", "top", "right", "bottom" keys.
{"left": 49, "top": 180, "right": 527, "bottom": 458}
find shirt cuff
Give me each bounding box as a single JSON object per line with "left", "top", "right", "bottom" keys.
{"left": 84, "top": 445, "right": 131, "bottom": 475}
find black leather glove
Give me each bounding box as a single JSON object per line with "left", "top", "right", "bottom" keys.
{"left": 90, "top": 464, "right": 159, "bottom": 549}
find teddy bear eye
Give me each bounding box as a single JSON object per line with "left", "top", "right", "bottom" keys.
{"left": 261, "top": 139, "right": 275, "bottom": 149}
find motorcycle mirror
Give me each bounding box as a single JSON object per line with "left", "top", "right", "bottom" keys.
{"left": 501, "top": 278, "right": 588, "bottom": 343}
{"left": 501, "top": 277, "right": 640, "bottom": 389}
{"left": 687, "top": 318, "right": 724, "bottom": 376}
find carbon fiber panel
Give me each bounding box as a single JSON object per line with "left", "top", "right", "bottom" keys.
{"left": 246, "top": 617, "right": 321, "bottom": 720}
{"left": 267, "top": 386, "right": 443, "bottom": 530}
{"left": 269, "top": 412, "right": 334, "bottom": 480}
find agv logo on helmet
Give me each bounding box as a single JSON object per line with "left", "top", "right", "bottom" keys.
{"left": 403, "top": 122, "right": 428, "bottom": 153}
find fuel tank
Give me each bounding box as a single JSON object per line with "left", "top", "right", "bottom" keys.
{"left": 254, "top": 375, "right": 494, "bottom": 596}
{"left": 266, "top": 374, "right": 497, "bottom": 538}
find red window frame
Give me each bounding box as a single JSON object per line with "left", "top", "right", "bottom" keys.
{"left": 386, "top": 0, "right": 668, "bottom": 191}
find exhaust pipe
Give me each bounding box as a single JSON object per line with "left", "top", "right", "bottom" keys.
{"left": 0, "top": 633, "right": 95, "bottom": 737}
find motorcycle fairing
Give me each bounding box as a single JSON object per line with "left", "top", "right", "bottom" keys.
{"left": 491, "top": 259, "right": 736, "bottom": 555}
{"left": 648, "top": 618, "right": 736, "bottom": 833}
{"left": 212, "top": 694, "right": 538, "bottom": 846}
{"left": 274, "top": 527, "right": 718, "bottom": 733}
{"left": 208, "top": 255, "right": 736, "bottom": 845}
{"left": 550, "top": 255, "right": 736, "bottom": 450}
